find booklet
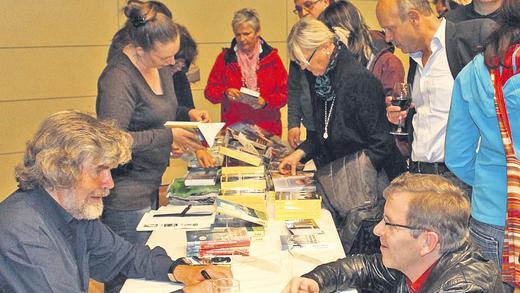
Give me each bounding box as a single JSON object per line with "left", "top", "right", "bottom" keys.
{"left": 184, "top": 167, "right": 219, "bottom": 186}
{"left": 239, "top": 87, "right": 263, "bottom": 110}
{"left": 164, "top": 121, "right": 225, "bottom": 147}
{"left": 136, "top": 205, "right": 216, "bottom": 231}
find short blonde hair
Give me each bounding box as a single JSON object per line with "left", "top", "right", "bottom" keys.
{"left": 384, "top": 173, "right": 470, "bottom": 254}
{"left": 287, "top": 18, "right": 335, "bottom": 65}
{"left": 232, "top": 8, "right": 260, "bottom": 33}
{"left": 16, "top": 110, "right": 133, "bottom": 191}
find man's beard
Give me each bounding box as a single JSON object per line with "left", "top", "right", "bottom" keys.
{"left": 62, "top": 190, "right": 108, "bottom": 220}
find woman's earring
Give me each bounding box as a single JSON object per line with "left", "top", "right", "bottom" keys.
{"left": 326, "top": 51, "right": 331, "bottom": 55}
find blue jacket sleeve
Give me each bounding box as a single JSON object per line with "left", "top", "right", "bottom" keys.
{"left": 445, "top": 70, "right": 480, "bottom": 186}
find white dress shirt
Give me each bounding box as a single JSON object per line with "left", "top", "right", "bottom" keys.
{"left": 410, "top": 18, "right": 453, "bottom": 163}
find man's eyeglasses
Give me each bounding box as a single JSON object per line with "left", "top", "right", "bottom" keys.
{"left": 383, "top": 218, "right": 424, "bottom": 231}
{"left": 293, "top": 0, "right": 322, "bottom": 15}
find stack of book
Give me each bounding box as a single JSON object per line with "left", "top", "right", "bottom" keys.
{"left": 270, "top": 171, "right": 316, "bottom": 193}
{"left": 167, "top": 178, "right": 219, "bottom": 206}
{"left": 220, "top": 173, "right": 266, "bottom": 191}
{"left": 215, "top": 197, "right": 268, "bottom": 226}
{"left": 184, "top": 167, "right": 219, "bottom": 186}
{"left": 219, "top": 189, "right": 266, "bottom": 212}
{"left": 212, "top": 214, "right": 265, "bottom": 240}
{"left": 186, "top": 227, "right": 251, "bottom": 257}
{"left": 280, "top": 234, "right": 332, "bottom": 251}
{"left": 272, "top": 191, "right": 322, "bottom": 220}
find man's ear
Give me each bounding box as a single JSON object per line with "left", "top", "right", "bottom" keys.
{"left": 135, "top": 46, "right": 145, "bottom": 58}
{"left": 407, "top": 9, "right": 421, "bottom": 25}
{"left": 420, "top": 231, "right": 440, "bottom": 256}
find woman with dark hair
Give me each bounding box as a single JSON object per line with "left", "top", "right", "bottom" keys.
{"left": 445, "top": 0, "right": 519, "bottom": 290}
{"left": 96, "top": 1, "right": 209, "bottom": 291}
{"left": 204, "top": 8, "right": 288, "bottom": 136}
{"left": 319, "top": 0, "right": 405, "bottom": 97}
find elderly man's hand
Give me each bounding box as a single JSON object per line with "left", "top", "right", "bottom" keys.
{"left": 173, "top": 264, "right": 232, "bottom": 285}
{"left": 281, "top": 277, "right": 320, "bottom": 293}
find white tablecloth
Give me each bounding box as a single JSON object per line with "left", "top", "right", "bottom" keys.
{"left": 121, "top": 209, "right": 356, "bottom": 293}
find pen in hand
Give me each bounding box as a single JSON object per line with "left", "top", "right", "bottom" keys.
{"left": 201, "top": 270, "right": 211, "bottom": 280}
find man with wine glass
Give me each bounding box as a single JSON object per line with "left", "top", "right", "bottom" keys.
{"left": 376, "top": 0, "right": 494, "bottom": 191}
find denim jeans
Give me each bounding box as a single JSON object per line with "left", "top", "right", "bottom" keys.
{"left": 469, "top": 217, "right": 513, "bottom": 293}
{"left": 101, "top": 206, "right": 153, "bottom": 293}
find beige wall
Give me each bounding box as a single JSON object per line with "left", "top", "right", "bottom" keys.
{"left": 0, "top": 0, "right": 404, "bottom": 201}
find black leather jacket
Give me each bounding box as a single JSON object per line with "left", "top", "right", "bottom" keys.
{"left": 302, "top": 241, "right": 504, "bottom": 293}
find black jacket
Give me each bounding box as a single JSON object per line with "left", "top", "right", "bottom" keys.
{"left": 302, "top": 241, "right": 504, "bottom": 293}
{"left": 298, "top": 46, "right": 401, "bottom": 172}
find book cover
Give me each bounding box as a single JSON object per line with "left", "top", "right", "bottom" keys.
{"left": 166, "top": 178, "right": 219, "bottom": 200}
{"left": 215, "top": 197, "right": 268, "bottom": 226}
{"left": 285, "top": 219, "right": 323, "bottom": 236}
{"left": 186, "top": 227, "right": 250, "bottom": 250}
{"left": 136, "top": 205, "right": 215, "bottom": 231}
{"left": 164, "top": 121, "right": 225, "bottom": 147}
{"left": 184, "top": 167, "right": 219, "bottom": 186}
{"left": 220, "top": 173, "right": 266, "bottom": 191}
{"left": 212, "top": 215, "right": 265, "bottom": 240}
{"left": 271, "top": 171, "right": 316, "bottom": 192}
{"left": 187, "top": 246, "right": 250, "bottom": 257}
{"left": 280, "top": 234, "right": 331, "bottom": 251}
{"left": 238, "top": 87, "right": 263, "bottom": 110}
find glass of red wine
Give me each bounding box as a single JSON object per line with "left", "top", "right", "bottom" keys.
{"left": 389, "top": 83, "right": 412, "bottom": 136}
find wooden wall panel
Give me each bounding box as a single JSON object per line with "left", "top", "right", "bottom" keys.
{"left": 0, "top": 97, "right": 96, "bottom": 153}
{"left": 0, "top": 47, "right": 109, "bottom": 101}
{"left": 0, "top": 0, "right": 118, "bottom": 47}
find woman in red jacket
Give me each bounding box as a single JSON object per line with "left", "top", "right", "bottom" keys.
{"left": 204, "top": 8, "right": 288, "bottom": 136}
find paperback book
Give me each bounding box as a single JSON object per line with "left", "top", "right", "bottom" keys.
{"left": 238, "top": 87, "right": 263, "bottom": 110}
{"left": 184, "top": 167, "right": 220, "bottom": 186}
{"left": 280, "top": 234, "right": 332, "bottom": 251}
{"left": 215, "top": 197, "right": 268, "bottom": 226}
{"left": 285, "top": 219, "right": 323, "bottom": 236}
{"left": 270, "top": 171, "right": 316, "bottom": 193}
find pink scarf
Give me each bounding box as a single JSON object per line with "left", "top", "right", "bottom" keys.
{"left": 236, "top": 39, "right": 261, "bottom": 91}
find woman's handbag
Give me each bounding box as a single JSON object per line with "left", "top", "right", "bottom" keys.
{"left": 491, "top": 44, "right": 520, "bottom": 286}
{"left": 315, "top": 150, "right": 388, "bottom": 254}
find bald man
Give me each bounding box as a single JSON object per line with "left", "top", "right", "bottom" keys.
{"left": 377, "top": 0, "right": 494, "bottom": 185}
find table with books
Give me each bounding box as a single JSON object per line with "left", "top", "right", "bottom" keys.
{"left": 121, "top": 123, "right": 357, "bottom": 293}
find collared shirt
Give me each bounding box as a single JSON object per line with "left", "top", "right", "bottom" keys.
{"left": 405, "top": 260, "right": 439, "bottom": 293}
{"left": 410, "top": 18, "right": 453, "bottom": 163}
{"left": 0, "top": 188, "right": 174, "bottom": 292}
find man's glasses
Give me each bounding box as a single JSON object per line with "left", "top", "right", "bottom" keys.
{"left": 293, "top": 0, "right": 322, "bottom": 15}
{"left": 383, "top": 218, "right": 424, "bottom": 231}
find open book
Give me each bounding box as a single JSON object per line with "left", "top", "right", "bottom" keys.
{"left": 164, "top": 121, "right": 225, "bottom": 147}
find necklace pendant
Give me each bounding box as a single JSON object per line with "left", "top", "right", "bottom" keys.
{"left": 323, "top": 132, "right": 328, "bottom": 139}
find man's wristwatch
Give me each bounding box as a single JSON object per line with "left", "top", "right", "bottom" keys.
{"left": 167, "top": 257, "right": 192, "bottom": 282}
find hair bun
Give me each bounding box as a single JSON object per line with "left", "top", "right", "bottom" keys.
{"left": 131, "top": 15, "right": 146, "bottom": 27}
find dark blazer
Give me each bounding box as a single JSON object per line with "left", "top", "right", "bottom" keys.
{"left": 405, "top": 19, "right": 496, "bottom": 145}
